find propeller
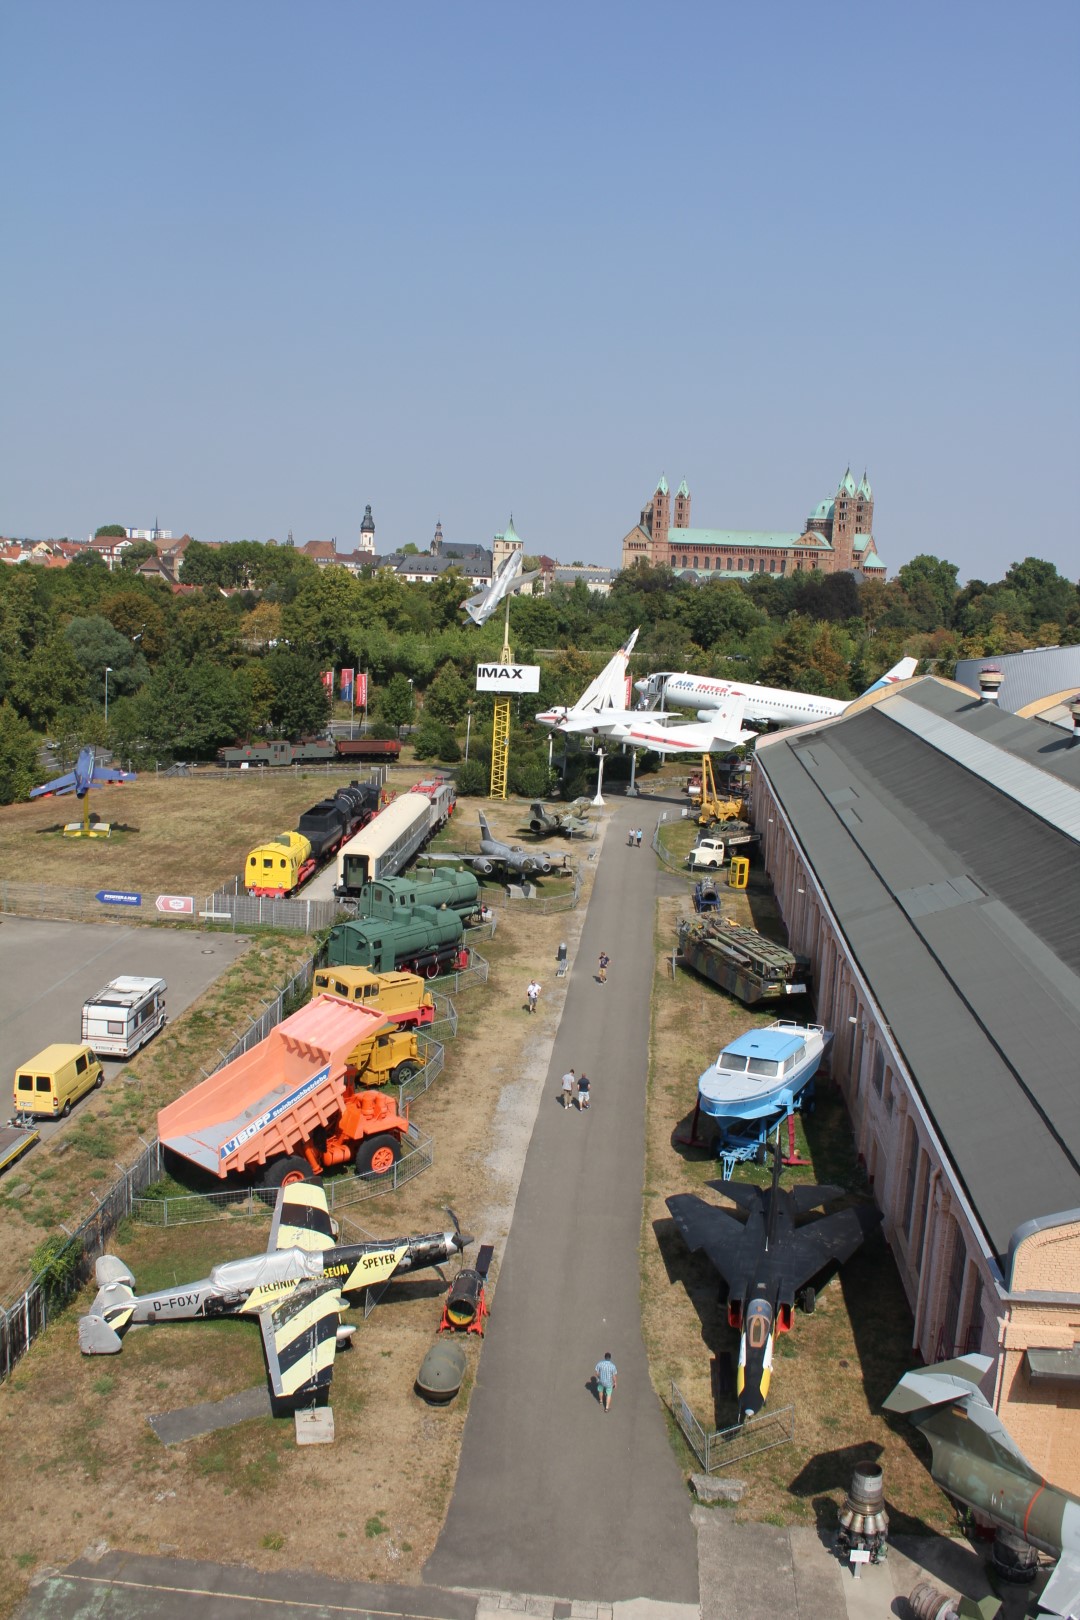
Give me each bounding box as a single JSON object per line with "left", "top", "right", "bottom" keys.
{"left": 443, "top": 1207, "right": 474, "bottom": 1253}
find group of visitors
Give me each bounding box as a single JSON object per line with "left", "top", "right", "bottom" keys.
{"left": 626, "top": 827, "right": 643, "bottom": 847}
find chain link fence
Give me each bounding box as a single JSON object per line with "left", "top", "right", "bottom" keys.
{"left": 669, "top": 1381, "right": 795, "bottom": 1472}
{"left": 130, "top": 1124, "right": 435, "bottom": 1227}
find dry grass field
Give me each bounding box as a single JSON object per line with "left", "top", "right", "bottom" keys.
{"left": 0, "top": 762, "right": 428, "bottom": 897}
{"left": 0, "top": 792, "right": 602, "bottom": 1619}
{"left": 640, "top": 876, "right": 955, "bottom": 1538}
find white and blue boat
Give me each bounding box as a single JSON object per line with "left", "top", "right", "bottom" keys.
{"left": 696, "top": 1021, "right": 828, "bottom": 1123}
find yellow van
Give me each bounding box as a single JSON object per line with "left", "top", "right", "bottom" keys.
{"left": 13, "top": 1043, "right": 103, "bottom": 1119}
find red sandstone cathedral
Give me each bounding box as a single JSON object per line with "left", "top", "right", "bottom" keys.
{"left": 621, "top": 470, "right": 887, "bottom": 579}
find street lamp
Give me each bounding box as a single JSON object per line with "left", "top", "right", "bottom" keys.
{"left": 104, "top": 666, "right": 113, "bottom": 727}
{"left": 464, "top": 706, "right": 473, "bottom": 761}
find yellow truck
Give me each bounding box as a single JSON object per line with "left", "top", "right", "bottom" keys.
{"left": 345, "top": 1016, "right": 423, "bottom": 1090}
{"left": 311, "top": 966, "right": 435, "bottom": 1031}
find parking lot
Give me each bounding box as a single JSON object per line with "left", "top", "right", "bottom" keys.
{"left": 0, "top": 917, "right": 250, "bottom": 1133}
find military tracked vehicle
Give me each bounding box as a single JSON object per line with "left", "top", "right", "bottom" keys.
{"left": 677, "top": 916, "right": 811, "bottom": 1006}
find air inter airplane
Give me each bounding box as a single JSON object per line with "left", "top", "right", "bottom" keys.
{"left": 635, "top": 656, "right": 918, "bottom": 730}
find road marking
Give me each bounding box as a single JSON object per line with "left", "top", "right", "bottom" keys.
{"left": 61, "top": 1569, "right": 464, "bottom": 1617}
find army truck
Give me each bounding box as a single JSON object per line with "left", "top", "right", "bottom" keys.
{"left": 677, "top": 916, "right": 811, "bottom": 1006}
{"left": 310, "top": 966, "right": 436, "bottom": 1030}
{"left": 158, "top": 997, "right": 410, "bottom": 1190}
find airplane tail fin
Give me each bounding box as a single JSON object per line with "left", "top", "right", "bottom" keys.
{"left": 706, "top": 697, "right": 748, "bottom": 745}
{"left": 78, "top": 1255, "right": 137, "bottom": 1354}
{"left": 478, "top": 811, "right": 493, "bottom": 841}
{"left": 563, "top": 628, "right": 640, "bottom": 718}
{"left": 884, "top": 1355, "right": 1042, "bottom": 1482}
{"left": 862, "top": 656, "right": 918, "bottom": 697}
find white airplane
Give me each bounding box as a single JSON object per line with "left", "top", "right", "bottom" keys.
{"left": 608, "top": 698, "right": 753, "bottom": 756}
{"left": 634, "top": 656, "right": 918, "bottom": 730}
{"left": 535, "top": 628, "right": 647, "bottom": 734}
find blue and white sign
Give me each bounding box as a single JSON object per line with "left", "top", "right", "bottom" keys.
{"left": 96, "top": 890, "right": 142, "bottom": 907}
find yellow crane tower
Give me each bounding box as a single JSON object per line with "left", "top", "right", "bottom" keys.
{"left": 489, "top": 595, "right": 512, "bottom": 800}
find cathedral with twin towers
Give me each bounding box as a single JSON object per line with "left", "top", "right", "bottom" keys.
{"left": 621, "top": 469, "right": 887, "bottom": 580}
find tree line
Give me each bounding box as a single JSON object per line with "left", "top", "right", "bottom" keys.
{"left": 0, "top": 539, "right": 1076, "bottom": 804}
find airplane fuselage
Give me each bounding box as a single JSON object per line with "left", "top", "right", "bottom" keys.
{"left": 641, "top": 675, "right": 846, "bottom": 730}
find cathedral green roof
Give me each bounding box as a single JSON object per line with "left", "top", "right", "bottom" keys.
{"left": 810, "top": 497, "right": 835, "bottom": 521}
{"left": 839, "top": 467, "right": 857, "bottom": 497}
{"left": 677, "top": 478, "right": 690, "bottom": 497}
{"left": 861, "top": 553, "right": 886, "bottom": 570}
{"left": 853, "top": 533, "right": 873, "bottom": 552}
{"left": 664, "top": 528, "right": 828, "bottom": 551}
{"left": 656, "top": 474, "right": 669, "bottom": 496}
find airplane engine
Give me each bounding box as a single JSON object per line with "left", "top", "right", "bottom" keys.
{"left": 475, "top": 859, "right": 495, "bottom": 875}
{"left": 444, "top": 1267, "right": 485, "bottom": 1328}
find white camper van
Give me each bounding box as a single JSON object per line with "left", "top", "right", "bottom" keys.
{"left": 80, "top": 976, "right": 167, "bottom": 1059}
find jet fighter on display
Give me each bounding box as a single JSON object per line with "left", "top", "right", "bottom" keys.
{"left": 635, "top": 657, "right": 919, "bottom": 730}
{"left": 30, "top": 745, "right": 136, "bottom": 835}
{"left": 78, "top": 1181, "right": 472, "bottom": 1408}
{"left": 430, "top": 811, "right": 567, "bottom": 878}
{"left": 535, "top": 628, "right": 650, "bottom": 735}
{"left": 528, "top": 798, "right": 592, "bottom": 836}
{"left": 885, "top": 1356, "right": 1080, "bottom": 1619}
{"left": 666, "top": 1146, "right": 880, "bottom": 1421}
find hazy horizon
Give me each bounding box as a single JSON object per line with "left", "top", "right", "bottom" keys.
{"left": 4, "top": 2, "right": 1077, "bottom": 586}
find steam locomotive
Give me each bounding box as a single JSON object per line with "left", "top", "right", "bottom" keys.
{"left": 245, "top": 781, "right": 381, "bottom": 897}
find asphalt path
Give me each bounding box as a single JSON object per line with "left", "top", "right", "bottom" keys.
{"left": 0, "top": 917, "right": 250, "bottom": 1134}
{"left": 425, "top": 798, "right": 698, "bottom": 1603}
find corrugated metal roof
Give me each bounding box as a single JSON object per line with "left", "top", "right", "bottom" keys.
{"left": 955, "top": 647, "right": 1080, "bottom": 714}
{"left": 758, "top": 678, "right": 1080, "bottom": 1261}
{"left": 880, "top": 692, "right": 1080, "bottom": 843}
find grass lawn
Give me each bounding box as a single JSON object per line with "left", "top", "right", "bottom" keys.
{"left": 641, "top": 881, "right": 956, "bottom": 1537}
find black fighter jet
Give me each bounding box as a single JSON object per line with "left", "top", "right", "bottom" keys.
{"left": 666, "top": 1145, "right": 880, "bottom": 1421}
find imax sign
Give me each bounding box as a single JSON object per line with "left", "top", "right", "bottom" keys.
{"left": 475, "top": 664, "right": 541, "bottom": 693}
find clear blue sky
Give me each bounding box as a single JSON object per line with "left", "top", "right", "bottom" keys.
{"left": 4, "top": 2, "right": 1077, "bottom": 585}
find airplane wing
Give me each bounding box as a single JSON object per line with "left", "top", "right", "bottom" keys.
{"left": 90, "top": 764, "right": 137, "bottom": 786}
{"left": 257, "top": 1279, "right": 344, "bottom": 1401}
{"left": 776, "top": 1205, "right": 881, "bottom": 1299}
{"left": 269, "top": 1181, "right": 337, "bottom": 1253}
{"left": 29, "top": 771, "right": 78, "bottom": 798}
{"left": 790, "top": 1184, "right": 847, "bottom": 1216}
{"left": 1029, "top": 1550, "right": 1080, "bottom": 1619}
{"left": 666, "top": 1193, "right": 763, "bottom": 1293}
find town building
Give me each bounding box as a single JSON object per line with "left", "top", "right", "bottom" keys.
{"left": 752, "top": 674, "right": 1080, "bottom": 1489}
{"left": 621, "top": 470, "right": 888, "bottom": 579}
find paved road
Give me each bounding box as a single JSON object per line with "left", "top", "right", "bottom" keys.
{"left": 425, "top": 800, "right": 698, "bottom": 1603}
{"left": 0, "top": 917, "right": 250, "bottom": 1130}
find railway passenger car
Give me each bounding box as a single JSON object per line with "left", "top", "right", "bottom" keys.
{"left": 334, "top": 778, "right": 455, "bottom": 895}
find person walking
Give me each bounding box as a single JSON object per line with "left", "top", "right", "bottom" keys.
{"left": 561, "top": 1069, "right": 576, "bottom": 1110}
{"left": 635, "top": 827, "right": 643, "bottom": 848}
{"left": 598, "top": 952, "right": 610, "bottom": 984}
{"left": 576, "top": 1073, "right": 590, "bottom": 1110}
{"left": 595, "top": 1352, "right": 617, "bottom": 1412}
{"left": 526, "top": 979, "right": 541, "bottom": 1015}
{"left": 627, "top": 827, "right": 634, "bottom": 846}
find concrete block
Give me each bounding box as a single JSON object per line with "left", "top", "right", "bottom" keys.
{"left": 294, "top": 1406, "right": 335, "bottom": 1445}
{"left": 691, "top": 1473, "right": 746, "bottom": 1502}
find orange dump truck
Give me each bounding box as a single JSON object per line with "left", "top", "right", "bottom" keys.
{"left": 157, "top": 996, "right": 410, "bottom": 1191}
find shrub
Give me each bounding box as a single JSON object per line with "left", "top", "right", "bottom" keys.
{"left": 454, "top": 758, "right": 487, "bottom": 795}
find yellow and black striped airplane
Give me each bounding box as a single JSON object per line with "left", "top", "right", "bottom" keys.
{"left": 78, "top": 1182, "right": 471, "bottom": 1405}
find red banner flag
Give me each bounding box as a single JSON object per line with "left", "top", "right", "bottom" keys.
{"left": 340, "top": 667, "right": 355, "bottom": 703}
{"left": 355, "top": 672, "right": 368, "bottom": 709}
{"left": 321, "top": 669, "right": 334, "bottom": 694}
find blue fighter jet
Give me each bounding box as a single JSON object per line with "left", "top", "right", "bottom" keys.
{"left": 30, "top": 746, "right": 136, "bottom": 835}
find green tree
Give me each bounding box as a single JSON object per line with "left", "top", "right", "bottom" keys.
{"left": 264, "top": 651, "right": 331, "bottom": 738}
{"left": 69, "top": 549, "right": 107, "bottom": 569}
{"left": 94, "top": 524, "right": 127, "bottom": 538}
{"left": 412, "top": 716, "right": 462, "bottom": 763}
{"left": 423, "top": 661, "right": 471, "bottom": 726}
{"left": 0, "top": 701, "right": 41, "bottom": 804}
{"left": 63, "top": 615, "right": 147, "bottom": 701}
{"left": 1003, "top": 557, "right": 1077, "bottom": 631}
{"left": 896, "top": 555, "right": 959, "bottom": 628}
{"left": 8, "top": 635, "right": 87, "bottom": 730}
{"left": 137, "top": 659, "right": 247, "bottom": 760}
{"left": 376, "top": 673, "right": 416, "bottom": 737}
{"left": 454, "top": 758, "right": 487, "bottom": 795}
{"left": 119, "top": 540, "right": 158, "bottom": 572}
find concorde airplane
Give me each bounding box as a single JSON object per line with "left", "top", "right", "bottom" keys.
{"left": 634, "top": 656, "right": 918, "bottom": 730}
{"left": 535, "top": 628, "right": 647, "bottom": 734}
